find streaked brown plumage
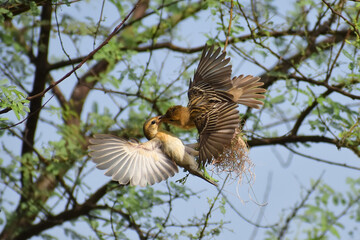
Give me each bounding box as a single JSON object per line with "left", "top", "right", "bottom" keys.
{"left": 88, "top": 116, "right": 217, "bottom": 187}
{"left": 162, "top": 45, "right": 266, "bottom": 165}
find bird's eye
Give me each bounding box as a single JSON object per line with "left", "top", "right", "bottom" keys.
{"left": 151, "top": 120, "right": 156, "bottom": 124}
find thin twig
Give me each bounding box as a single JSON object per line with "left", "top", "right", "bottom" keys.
{"left": 277, "top": 173, "right": 324, "bottom": 239}
{"left": 317, "top": 192, "right": 360, "bottom": 238}
{"left": 199, "top": 175, "right": 229, "bottom": 239}
{"left": 0, "top": 3, "right": 140, "bottom": 128}
{"left": 94, "top": 0, "right": 106, "bottom": 49}
{"left": 250, "top": 172, "right": 274, "bottom": 239}
{"left": 223, "top": 0, "right": 234, "bottom": 52}
{"left": 321, "top": 0, "right": 360, "bottom": 37}
{"left": 283, "top": 145, "right": 360, "bottom": 171}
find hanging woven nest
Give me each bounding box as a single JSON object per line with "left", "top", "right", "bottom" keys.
{"left": 212, "top": 128, "right": 255, "bottom": 183}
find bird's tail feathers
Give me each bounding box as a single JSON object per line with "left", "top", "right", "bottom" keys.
{"left": 229, "top": 75, "right": 266, "bottom": 109}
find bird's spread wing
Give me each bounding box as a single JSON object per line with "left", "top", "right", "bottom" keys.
{"left": 196, "top": 103, "right": 239, "bottom": 165}
{"left": 187, "top": 45, "right": 240, "bottom": 165}
{"left": 189, "top": 45, "right": 233, "bottom": 91}
{"left": 188, "top": 46, "right": 234, "bottom": 105}
{"left": 88, "top": 134, "right": 178, "bottom": 187}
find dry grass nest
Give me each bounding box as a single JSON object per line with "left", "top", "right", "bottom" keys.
{"left": 211, "top": 128, "right": 255, "bottom": 184}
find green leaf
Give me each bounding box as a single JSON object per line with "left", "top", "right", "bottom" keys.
{"left": 342, "top": 49, "right": 355, "bottom": 61}
{"left": 271, "top": 95, "right": 285, "bottom": 104}
{"left": 29, "top": 1, "right": 41, "bottom": 16}
{"left": 329, "top": 226, "right": 340, "bottom": 239}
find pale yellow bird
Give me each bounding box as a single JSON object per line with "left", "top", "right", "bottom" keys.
{"left": 162, "top": 45, "right": 266, "bottom": 165}
{"left": 88, "top": 116, "right": 217, "bottom": 187}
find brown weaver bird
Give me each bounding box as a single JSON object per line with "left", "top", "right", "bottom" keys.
{"left": 161, "top": 45, "right": 266, "bottom": 166}
{"left": 88, "top": 116, "right": 217, "bottom": 187}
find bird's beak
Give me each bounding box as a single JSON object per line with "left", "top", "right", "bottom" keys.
{"left": 157, "top": 115, "right": 164, "bottom": 124}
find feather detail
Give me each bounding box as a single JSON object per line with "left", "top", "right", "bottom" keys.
{"left": 228, "top": 75, "right": 266, "bottom": 108}
{"left": 88, "top": 134, "right": 178, "bottom": 187}
{"left": 163, "top": 45, "right": 266, "bottom": 165}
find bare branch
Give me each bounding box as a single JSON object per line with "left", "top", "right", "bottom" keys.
{"left": 321, "top": 0, "right": 360, "bottom": 37}
{"left": 199, "top": 175, "right": 228, "bottom": 239}
{"left": 12, "top": 182, "right": 119, "bottom": 240}
{"left": 249, "top": 135, "right": 338, "bottom": 147}
{"left": 277, "top": 173, "right": 323, "bottom": 239}
{"left": 283, "top": 145, "right": 360, "bottom": 171}
{"left": 0, "top": 2, "right": 140, "bottom": 125}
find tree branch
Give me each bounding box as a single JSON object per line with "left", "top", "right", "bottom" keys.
{"left": 277, "top": 173, "right": 323, "bottom": 239}
{"left": 248, "top": 135, "right": 338, "bottom": 147}
{"left": 1, "top": 0, "right": 48, "bottom": 17}
{"left": 13, "top": 182, "right": 119, "bottom": 240}
{"left": 291, "top": 89, "right": 333, "bottom": 136}
{"left": 0, "top": 2, "right": 143, "bottom": 239}
{"left": 321, "top": 0, "right": 360, "bottom": 37}
{"left": 15, "top": 3, "right": 52, "bottom": 235}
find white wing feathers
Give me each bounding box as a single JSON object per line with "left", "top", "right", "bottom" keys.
{"left": 88, "top": 134, "right": 178, "bottom": 187}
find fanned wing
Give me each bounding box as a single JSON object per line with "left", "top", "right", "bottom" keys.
{"left": 88, "top": 134, "right": 178, "bottom": 187}
{"left": 190, "top": 45, "right": 233, "bottom": 91}
{"left": 188, "top": 45, "right": 234, "bottom": 104}
{"left": 187, "top": 45, "right": 265, "bottom": 165}
{"left": 187, "top": 45, "right": 240, "bottom": 165}
{"left": 196, "top": 103, "right": 239, "bottom": 165}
